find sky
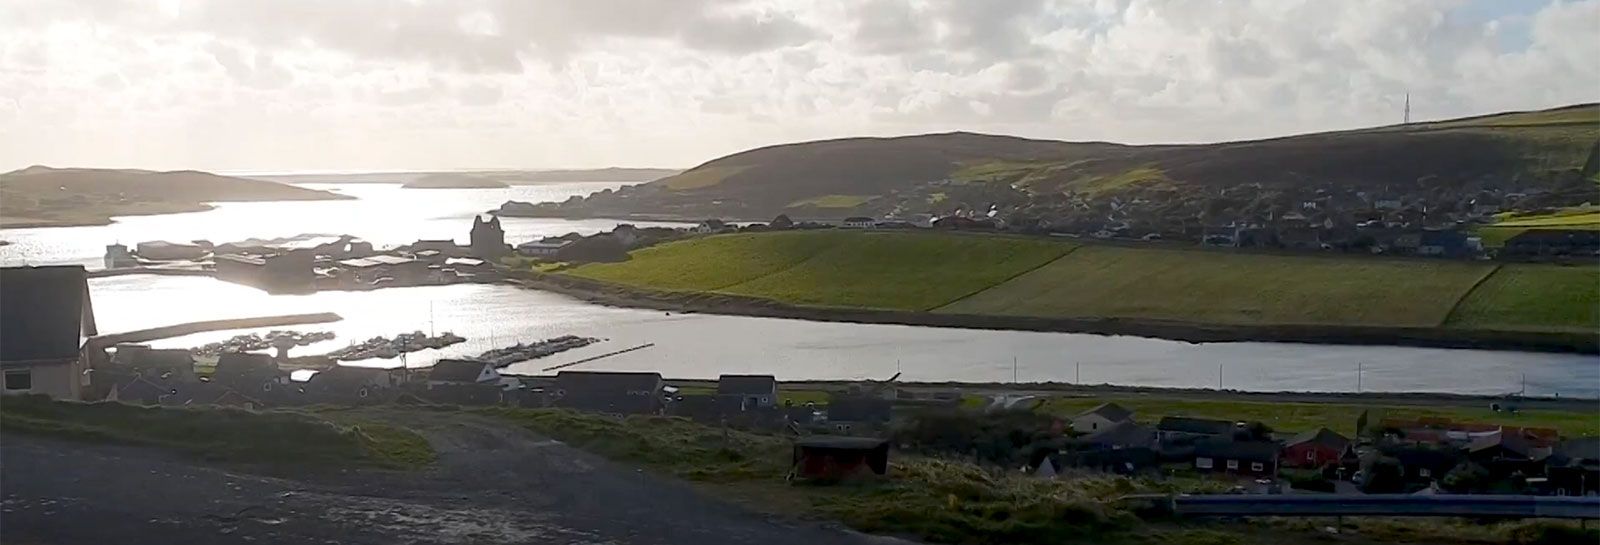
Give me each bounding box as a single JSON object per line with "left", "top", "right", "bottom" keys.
{"left": 0, "top": 0, "right": 1596, "bottom": 173}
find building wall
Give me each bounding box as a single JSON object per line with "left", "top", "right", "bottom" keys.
{"left": 1, "top": 358, "right": 84, "bottom": 400}
{"left": 1283, "top": 444, "right": 1341, "bottom": 468}
{"left": 1072, "top": 414, "right": 1120, "bottom": 434}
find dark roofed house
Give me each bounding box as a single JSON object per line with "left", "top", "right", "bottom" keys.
{"left": 123, "top": 348, "right": 196, "bottom": 382}
{"left": 308, "top": 365, "right": 401, "bottom": 398}
{"left": 1466, "top": 429, "right": 1548, "bottom": 475}
{"left": 1283, "top": 428, "right": 1353, "bottom": 469}
{"left": 1157, "top": 416, "right": 1236, "bottom": 444}
{"left": 427, "top": 359, "right": 500, "bottom": 385}
{"left": 1077, "top": 421, "right": 1156, "bottom": 450}
{"left": 553, "top": 371, "right": 664, "bottom": 415}
{"left": 1, "top": 266, "right": 97, "bottom": 400}
{"left": 717, "top": 374, "right": 778, "bottom": 410}
{"left": 1546, "top": 437, "right": 1600, "bottom": 496}
{"left": 825, "top": 395, "right": 892, "bottom": 434}
{"left": 1070, "top": 402, "right": 1134, "bottom": 433}
{"left": 211, "top": 352, "right": 283, "bottom": 394}
{"left": 105, "top": 375, "right": 179, "bottom": 405}
{"left": 1193, "top": 439, "right": 1280, "bottom": 476}
{"left": 841, "top": 217, "right": 877, "bottom": 229}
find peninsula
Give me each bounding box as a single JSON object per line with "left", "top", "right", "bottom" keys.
{"left": 0, "top": 166, "right": 353, "bottom": 228}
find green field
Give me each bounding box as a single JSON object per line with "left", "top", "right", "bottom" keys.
{"left": 941, "top": 245, "right": 1496, "bottom": 327}
{"left": 1478, "top": 206, "right": 1600, "bottom": 247}
{"left": 1447, "top": 265, "right": 1600, "bottom": 333}
{"left": 566, "top": 231, "right": 837, "bottom": 291}
{"left": 717, "top": 233, "right": 1073, "bottom": 310}
{"left": 1037, "top": 397, "right": 1599, "bottom": 438}
{"left": 562, "top": 231, "right": 1598, "bottom": 334}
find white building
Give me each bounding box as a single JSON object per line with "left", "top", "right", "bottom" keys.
{"left": 1070, "top": 402, "right": 1134, "bottom": 434}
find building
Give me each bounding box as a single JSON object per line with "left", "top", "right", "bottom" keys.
{"left": 1501, "top": 229, "right": 1600, "bottom": 259}
{"left": 1076, "top": 421, "right": 1157, "bottom": 451}
{"left": 115, "top": 346, "right": 197, "bottom": 383}
{"left": 104, "top": 375, "right": 178, "bottom": 405}
{"left": 770, "top": 214, "right": 795, "bottom": 229}
{"left": 427, "top": 359, "right": 501, "bottom": 385}
{"left": 211, "top": 352, "right": 283, "bottom": 394}
{"left": 307, "top": 365, "right": 402, "bottom": 397}
{"left": 214, "top": 249, "right": 316, "bottom": 293}
{"left": 516, "top": 240, "right": 573, "bottom": 257}
{"left": 470, "top": 215, "right": 509, "bottom": 259}
{"left": 841, "top": 217, "right": 877, "bottom": 229}
{"left": 825, "top": 395, "right": 893, "bottom": 433}
{"left": 695, "top": 219, "right": 729, "bottom": 234}
{"left": 1193, "top": 439, "right": 1280, "bottom": 476}
{"left": 1282, "top": 428, "right": 1353, "bottom": 469}
{"left": 1466, "top": 429, "right": 1547, "bottom": 475}
{"left": 1156, "top": 416, "right": 1235, "bottom": 444}
{"left": 0, "top": 266, "right": 97, "bottom": 400}
{"left": 716, "top": 374, "right": 778, "bottom": 410}
{"left": 1545, "top": 437, "right": 1600, "bottom": 496}
{"left": 1070, "top": 402, "right": 1134, "bottom": 434}
{"left": 104, "top": 243, "right": 136, "bottom": 269}
{"left": 552, "top": 371, "right": 664, "bottom": 415}
{"left": 792, "top": 436, "right": 889, "bottom": 480}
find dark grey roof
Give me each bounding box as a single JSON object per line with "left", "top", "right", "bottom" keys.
{"left": 1076, "top": 402, "right": 1133, "bottom": 422}
{"left": 114, "top": 376, "right": 178, "bottom": 405}
{"left": 1157, "top": 416, "right": 1235, "bottom": 436}
{"left": 795, "top": 436, "right": 887, "bottom": 450}
{"left": 1286, "top": 427, "right": 1350, "bottom": 450}
{"left": 1467, "top": 430, "right": 1535, "bottom": 458}
{"left": 1194, "top": 439, "right": 1279, "bottom": 462}
{"left": 826, "top": 396, "right": 892, "bottom": 423}
{"left": 843, "top": 217, "right": 875, "bottom": 223}
{"left": 554, "top": 371, "right": 664, "bottom": 415}
{"left": 310, "top": 365, "right": 392, "bottom": 390}
{"left": 212, "top": 352, "right": 279, "bottom": 387}
{"left": 1554, "top": 437, "right": 1600, "bottom": 463}
{"left": 1, "top": 266, "right": 96, "bottom": 363}
{"left": 429, "top": 359, "right": 490, "bottom": 382}
{"left": 1080, "top": 421, "right": 1156, "bottom": 449}
{"left": 716, "top": 374, "right": 777, "bottom": 396}
{"left": 128, "top": 349, "right": 194, "bottom": 370}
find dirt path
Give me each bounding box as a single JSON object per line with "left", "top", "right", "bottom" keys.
{"left": 2, "top": 412, "right": 903, "bottom": 545}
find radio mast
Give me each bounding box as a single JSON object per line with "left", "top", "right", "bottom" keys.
{"left": 1403, "top": 93, "right": 1411, "bottom": 124}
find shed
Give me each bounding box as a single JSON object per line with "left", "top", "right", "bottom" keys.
{"left": 1282, "top": 427, "right": 1352, "bottom": 469}
{"left": 553, "top": 371, "right": 664, "bottom": 415}
{"left": 716, "top": 374, "right": 778, "bottom": 409}
{"left": 792, "top": 435, "right": 889, "bottom": 480}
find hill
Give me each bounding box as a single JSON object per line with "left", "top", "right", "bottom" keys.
{"left": 516, "top": 104, "right": 1600, "bottom": 220}
{"left": 0, "top": 166, "right": 352, "bottom": 228}
{"left": 400, "top": 173, "right": 509, "bottom": 189}
{"left": 551, "top": 230, "right": 1598, "bottom": 352}
{"left": 253, "top": 168, "right": 679, "bottom": 185}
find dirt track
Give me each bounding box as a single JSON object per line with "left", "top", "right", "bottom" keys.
{"left": 1, "top": 412, "right": 903, "bottom": 545}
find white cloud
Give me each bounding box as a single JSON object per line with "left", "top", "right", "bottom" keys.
{"left": 0, "top": 0, "right": 1594, "bottom": 171}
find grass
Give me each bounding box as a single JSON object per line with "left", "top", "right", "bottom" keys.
{"left": 786, "top": 194, "right": 874, "bottom": 208}
{"left": 941, "top": 245, "right": 1497, "bottom": 327}
{"left": 1074, "top": 166, "right": 1173, "bottom": 196}
{"left": 565, "top": 232, "right": 837, "bottom": 291}
{"left": 476, "top": 407, "right": 790, "bottom": 480}
{"left": 1446, "top": 265, "right": 1600, "bottom": 333}
{"left": 1478, "top": 206, "right": 1600, "bottom": 248}
{"left": 659, "top": 165, "right": 750, "bottom": 190}
{"left": 0, "top": 395, "right": 434, "bottom": 469}
{"left": 715, "top": 232, "right": 1074, "bottom": 310}
{"left": 1037, "top": 397, "right": 1599, "bottom": 437}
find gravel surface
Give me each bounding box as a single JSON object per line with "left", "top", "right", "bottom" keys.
{"left": 1, "top": 413, "right": 905, "bottom": 545}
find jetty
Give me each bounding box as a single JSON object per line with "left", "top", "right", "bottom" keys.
{"left": 474, "top": 335, "right": 600, "bottom": 368}
{"left": 326, "top": 331, "right": 468, "bottom": 361}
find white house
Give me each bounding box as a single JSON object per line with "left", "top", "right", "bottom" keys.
{"left": 841, "top": 217, "right": 877, "bottom": 229}
{"left": 1, "top": 266, "right": 97, "bottom": 400}
{"left": 1070, "top": 402, "right": 1134, "bottom": 434}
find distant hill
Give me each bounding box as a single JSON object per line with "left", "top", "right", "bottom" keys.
{"left": 0, "top": 166, "right": 352, "bottom": 228}
{"left": 523, "top": 104, "right": 1600, "bottom": 219}
{"left": 255, "top": 168, "right": 680, "bottom": 185}
{"left": 401, "top": 173, "right": 509, "bottom": 189}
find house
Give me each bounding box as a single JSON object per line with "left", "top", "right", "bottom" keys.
{"left": 1193, "top": 439, "right": 1279, "bottom": 476}
{"left": 308, "top": 365, "right": 401, "bottom": 397}
{"left": 932, "top": 216, "right": 995, "bottom": 230}
{"left": 515, "top": 240, "right": 572, "bottom": 257}
{"left": 211, "top": 352, "right": 283, "bottom": 394}
{"left": 104, "top": 375, "right": 179, "bottom": 405}
{"left": 427, "top": 359, "right": 500, "bottom": 385}
{"left": 1282, "top": 428, "right": 1353, "bottom": 469}
{"left": 1070, "top": 402, "right": 1134, "bottom": 434}
{"left": 0, "top": 266, "right": 97, "bottom": 400}
{"left": 792, "top": 436, "right": 889, "bottom": 480}
{"left": 716, "top": 374, "right": 778, "bottom": 410}
{"left": 1545, "top": 437, "right": 1600, "bottom": 496}
{"left": 118, "top": 347, "right": 196, "bottom": 382}
{"left": 1156, "top": 416, "right": 1235, "bottom": 444}
{"left": 769, "top": 214, "right": 795, "bottom": 229}
{"left": 1388, "top": 446, "right": 1463, "bottom": 484}
{"left": 553, "top": 371, "right": 665, "bottom": 415}
{"left": 1413, "top": 231, "right": 1475, "bottom": 258}
{"left": 104, "top": 243, "right": 136, "bottom": 269}
{"left": 1076, "top": 421, "right": 1157, "bottom": 451}
{"left": 1466, "top": 429, "right": 1548, "bottom": 475}
{"left": 825, "top": 395, "right": 893, "bottom": 433}
{"left": 841, "top": 217, "right": 877, "bottom": 229}
{"left": 695, "top": 219, "right": 728, "bottom": 234}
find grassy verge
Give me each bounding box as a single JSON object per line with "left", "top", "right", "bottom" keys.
{"left": 1446, "top": 265, "right": 1600, "bottom": 333}
{"left": 0, "top": 395, "right": 434, "bottom": 469}
{"left": 1030, "top": 397, "right": 1599, "bottom": 437}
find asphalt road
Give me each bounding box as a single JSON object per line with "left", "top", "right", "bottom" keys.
{"left": 1, "top": 415, "right": 903, "bottom": 545}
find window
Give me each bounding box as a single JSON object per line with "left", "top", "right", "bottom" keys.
{"left": 1226, "top": 459, "right": 1240, "bottom": 470}
{"left": 1306, "top": 451, "right": 1316, "bottom": 462}
{"left": 1251, "top": 462, "right": 1265, "bottom": 472}
{"left": 1195, "top": 457, "right": 1214, "bottom": 469}
{"left": 1419, "top": 468, "right": 1432, "bottom": 478}
{"left": 4, "top": 370, "right": 32, "bottom": 391}
{"left": 1091, "top": 422, "right": 1098, "bottom": 430}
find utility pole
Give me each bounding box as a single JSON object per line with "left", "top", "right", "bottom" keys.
{"left": 1217, "top": 363, "right": 1224, "bottom": 390}
{"left": 1012, "top": 356, "right": 1018, "bottom": 384}
{"left": 1403, "top": 92, "right": 1411, "bottom": 124}
{"left": 1357, "top": 362, "right": 1363, "bottom": 393}
{"left": 429, "top": 300, "right": 435, "bottom": 337}
{"left": 1075, "top": 362, "right": 1081, "bottom": 385}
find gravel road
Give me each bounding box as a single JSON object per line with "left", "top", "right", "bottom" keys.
{"left": 1, "top": 412, "right": 904, "bottom": 545}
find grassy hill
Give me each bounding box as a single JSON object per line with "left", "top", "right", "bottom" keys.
{"left": 546, "top": 104, "right": 1599, "bottom": 218}
{"left": 0, "top": 166, "right": 351, "bottom": 228}
{"left": 557, "top": 231, "right": 1598, "bottom": 346}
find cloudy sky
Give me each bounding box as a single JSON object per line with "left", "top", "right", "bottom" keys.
{"left": 1, "top": 0, "right": 1596, "bottom": 173}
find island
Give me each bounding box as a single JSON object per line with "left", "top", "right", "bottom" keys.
{"left": 400, "top": 173, "right": 509, "bottom": 189}
{"left": 0, "top": 166, "right": 354, "bottom": 228}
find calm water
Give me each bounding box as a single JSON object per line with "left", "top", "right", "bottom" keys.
{"left": 3, "top": 182, "right": 1597, "bottom": 396}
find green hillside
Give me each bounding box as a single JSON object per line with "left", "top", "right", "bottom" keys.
{"left": 939, "top": 245, "right": 1496, "bottom": 327}
{"left": 559, "top": 231, "right": 1598, "bottom": 336}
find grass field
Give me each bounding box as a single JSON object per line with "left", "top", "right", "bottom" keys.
{"left": 715, "top": 232, "right": 1074, "bottom": 310}
{"left": 1446, "top": 265, "right": 1600, "bottom": 333}
{"left": 940, "top": 245, "right": 1496, "bottom": 327}
{"left": 565, "top": 231, "right": 837, "bottom": 291}
{"left": 0, "top": 396, "right": 434, "bottom": 469}
{"left": 659, "top": 165, "right": 750, "bottom": 190}
{"left": 786, "top": 194, "right": 874, "bottom": 208}
{"left": 1477, "top": 206, "right": 1600, "bottom": 247}
{"left": 1036, "top": 397, "right": 1599, "bottom": 438}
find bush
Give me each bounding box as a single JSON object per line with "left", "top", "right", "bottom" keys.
{"left": 893, "top": 408, "right": 1058, "bottom": 467}
{"left": 1508, "top": 522, "right": 1599, "bottom": 545}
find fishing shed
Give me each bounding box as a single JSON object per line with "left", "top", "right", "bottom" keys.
{"left": 791, "top": 436, "right": 890, "bottom": 480}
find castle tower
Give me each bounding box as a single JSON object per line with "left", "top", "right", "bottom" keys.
{"left": 469, "top": 215, "right": 507, "bottom": 259}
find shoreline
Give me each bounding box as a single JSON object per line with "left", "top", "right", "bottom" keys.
{"left": 503, "top": 270, "right": 1600, "bottom": 355}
